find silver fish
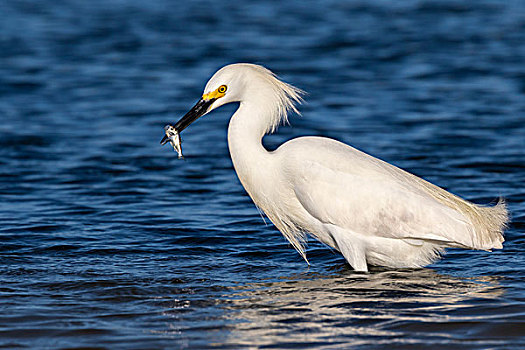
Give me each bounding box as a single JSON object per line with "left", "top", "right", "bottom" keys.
{"left": 161, "top": 125, "right": 183, "bottom": 159}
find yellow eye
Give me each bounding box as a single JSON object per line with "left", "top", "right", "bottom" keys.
{"left": 218, "top": 85, "right": 227, "bottom": 94}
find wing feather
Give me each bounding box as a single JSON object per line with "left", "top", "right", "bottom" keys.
{"left": 280, "top": 138, "right": 476, "bottom": 248}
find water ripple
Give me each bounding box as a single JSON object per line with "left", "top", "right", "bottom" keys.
{"left": 0, "top": 0, "right": 524, "bottom": 349}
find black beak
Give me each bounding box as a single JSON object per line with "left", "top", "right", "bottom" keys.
{"left": 160, "top": 98, "right": 215, "bottom": 144}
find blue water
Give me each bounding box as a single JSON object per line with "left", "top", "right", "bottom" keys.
{"left": 1, "top": 0, "right": 524, "bottom": 349}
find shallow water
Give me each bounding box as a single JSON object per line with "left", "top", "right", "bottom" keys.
{"left": 1, "top": 0, "right": 524, "bottom": 349}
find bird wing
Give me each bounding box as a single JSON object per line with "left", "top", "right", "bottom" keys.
{"left": 283, "top": 138, "right": 475, "bottom": 248}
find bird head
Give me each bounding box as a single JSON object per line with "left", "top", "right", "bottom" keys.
{"left": 166, "top": 63, "right": 303, "bottom": 139}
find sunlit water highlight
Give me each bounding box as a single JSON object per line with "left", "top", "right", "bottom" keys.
{"left": 0, "top": 0, "right": 524, "bottom": 349}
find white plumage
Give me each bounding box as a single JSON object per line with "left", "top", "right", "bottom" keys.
{"left": 173, "top": 63, "right": 508, "bottom": 272}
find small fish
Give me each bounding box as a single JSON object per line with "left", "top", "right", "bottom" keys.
{"left": 161, "top": 125, "right": 183, "bottom": 159}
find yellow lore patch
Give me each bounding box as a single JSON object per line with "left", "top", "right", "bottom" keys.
{"left": 202, "top": 85, "right": 227, "bottom": 100}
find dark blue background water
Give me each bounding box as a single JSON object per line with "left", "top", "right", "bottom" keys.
{"left": 1, "top": 0, "right": 524, "bottom": 349}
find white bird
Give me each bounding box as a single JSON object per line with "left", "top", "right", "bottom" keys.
{"left": 167, "top": 63, "right": 509, "bottom": 272}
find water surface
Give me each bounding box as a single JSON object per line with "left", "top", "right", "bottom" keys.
{"left": 1, "top": 0, "right": 524, "bottom": 349}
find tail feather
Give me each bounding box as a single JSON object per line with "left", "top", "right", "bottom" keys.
{"left": 472, "top": 198, "right": 508, "bottom": 249}
{"left": 405, "top": 171, "right": 509, "bottom": 250}
{"left": 420, "top": 179, "right": 508, "bottom": 250}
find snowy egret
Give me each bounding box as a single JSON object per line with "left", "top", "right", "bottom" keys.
{"left": 166, "top": 63, "right": 508, "bottom": 272}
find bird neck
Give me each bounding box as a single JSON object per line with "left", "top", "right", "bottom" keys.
{"left": 227, "top": 101, "right": 272, "bottom": 197}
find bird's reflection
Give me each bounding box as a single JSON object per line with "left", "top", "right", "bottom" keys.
{"left": 219, "top": 266, "right": 503, "bottom": 347}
